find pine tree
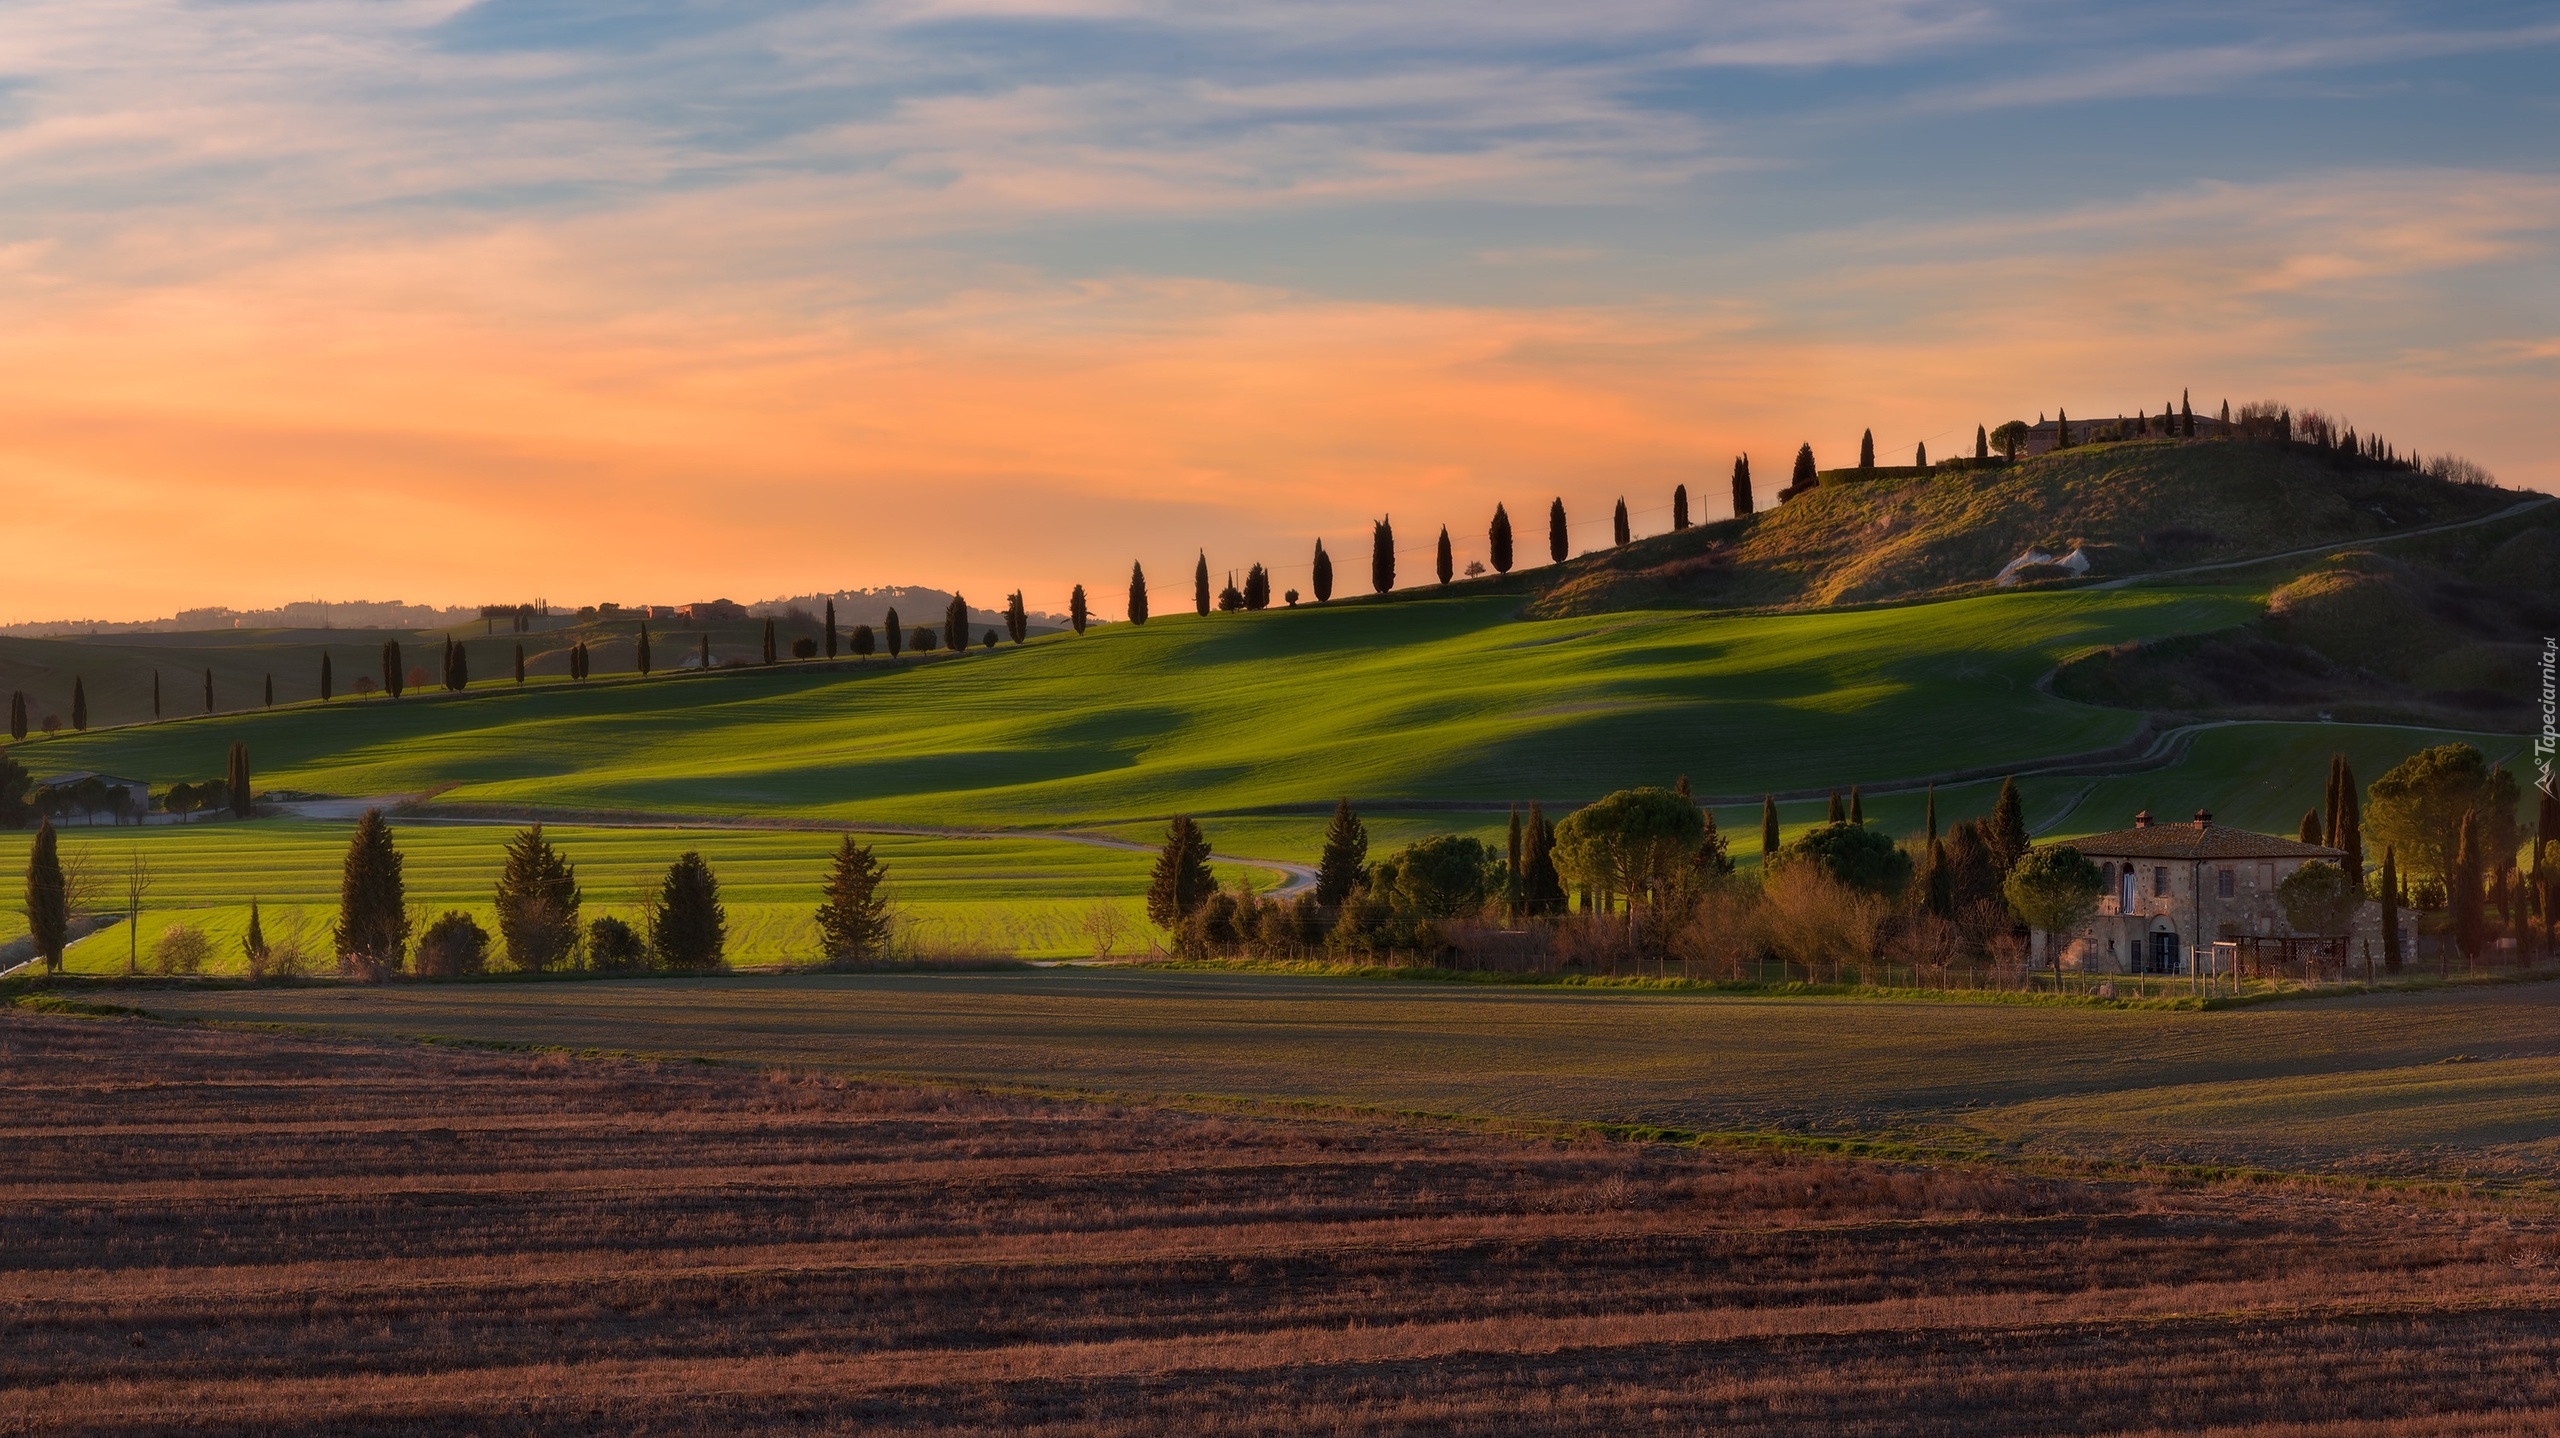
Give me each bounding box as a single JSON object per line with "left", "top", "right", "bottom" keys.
{"left": 1312, "top": 539, "right": 1334, "bottom": 602}
{"left": 636, "top": 622, "right": 652, "bottom": 676}
{"left": 320, "top": 654, "right": 333, "bottom": 702}
{"left": 1127, "top": 564, "right": 1149, "bottom": 625}
{"left": 1789, "top": 443, "right": 1816, "bottom": 495}
{"left": 334, "top": 809, "right": 409, "bottom": 973}
{"left": 1826, "top": 790, "right": 1844, "bottom": 823}
{"left": 1975, "top": 424, "right": 1988, "bottom": 460}
{"left": 153, "top": 671, "right": 162, "bottom": 718}
{"left": 70, "top": 678, "right": 85, "bottom": 733}
{"left": 1489, "top": 505, "right": 1513, "bottom": 574}
{"left": 1858, "top": 429, "right": 1875, "bottom": 470}
{"left": 885, "top": 607, "right": 903, "bottom": 657}
{"left": 1195, "top": 552, "right": 1212, "bottom": 616}
{"left": 1435, "top": 527, "right": 1453, "bottom": 586}
{"left": 1069, "top": 585, "right": 1089, "bottom": 635}
{"left": 1371, "top": 517, "right": 1395, "bottom": 593}
{"left": 24, "top": 819, "right": 66, "bottom": 973}
{"left": 1145, "top": 816, "right": 1217, "bottom": 928}
{"left": 1731, "top": 455, "right": 1753, "bottom": 517}
{"left": 513, "top": 643, "right": 525, "bottom": 684}
{"left": 1672, "top": 484, "right": 1690, "bottom": 531}
{"left": 1986, "top": 777, "right": 2029, "bottom": 872}
{"left": 649, "top": 851, "right": 726, "bottom": 970}
{"left": 1314, "top": 799, "right": 1370, "bottom": 910}
{"left": 944, "top": 596, "right": 968, "bottom": 655}
{"left": 815, "top": 834, "right": 893, "bottom": 962}
{"left": 762, "top": 617, "right": 778, "bottom": 666}
{"left": 826, "top": 599, "right": 839, "bottom": 659}
{"left": 494, "top": 824, "right": 581, "bottom": 972}
{"left": 2375, "top": 844, "right": 2396, "bottom": 967}
{"left": 1761, "top": 795, "right": 1779, "bottom": 860}
{"left": 1548, "top": 498, "right": 1567, "bottom": 563}
{"left": 227, "top": 741, "right": 251, "bottom": 819}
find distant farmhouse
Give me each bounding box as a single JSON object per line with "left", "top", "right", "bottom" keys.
{"left": 2018, "top": 412, "right": 2231, "bottom": 457}
{"left": 2037, "top": 809, "right": 2413, "bottom": 976}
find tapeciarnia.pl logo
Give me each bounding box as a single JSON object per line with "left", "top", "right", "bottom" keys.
{"left": 2538, "top": 636, "right": 2556, "bottom": 800}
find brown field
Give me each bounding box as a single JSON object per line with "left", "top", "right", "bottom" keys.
{"left": 10, "top": 1011, "right": 2560, "bottom": 1434}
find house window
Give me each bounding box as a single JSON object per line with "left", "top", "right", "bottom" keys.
{"left": 2260, "top": 863, "right": 2275, "bottom": 889}
{"left": 2217, "top": 868, "right": 2235, "bottom": 899}
{"left": 2153, "top": 866, "right": 2169, "bottom": 897}
{"left": 2120, "top": 865, "right": 2137, "bottom": 911}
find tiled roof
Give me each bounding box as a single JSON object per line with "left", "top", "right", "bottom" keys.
{"left": 2069, "top": 820, "right": 2342, "bottom": 862}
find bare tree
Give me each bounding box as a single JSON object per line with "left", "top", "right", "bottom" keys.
{"left": 122, "top": 850, "right": 153, "bottom": 977}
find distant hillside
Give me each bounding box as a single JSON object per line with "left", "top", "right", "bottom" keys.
{"left": 1525, "top": 438, "right": 2524, "bottom": 618}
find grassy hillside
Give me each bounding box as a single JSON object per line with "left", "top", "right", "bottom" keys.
{"left": 21, "top": 587, "right": 2262, "bottom": 828}
{"left": 1529, "top": 437, "right": 2523, "bottom": 616}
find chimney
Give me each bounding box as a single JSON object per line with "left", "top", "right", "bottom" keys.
{"left": 2133, "top": 810, "right": 2152, "bottom": 828}
{"left": 2192, "top": 809, "right": 2211, "bottom": 830}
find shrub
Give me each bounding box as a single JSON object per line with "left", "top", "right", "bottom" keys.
{"left": 415, "top": 911, "right": 490, "bottom": 979}
{"left": 1768, "top": 820, "right": 1911, "bottom": 898}
{"left": 150, "top": 924, "right": 212, "bottom": 976}
{"left": 790, "top": 636, "right": 818, "bottom": 659}
{"left": 2279, "top": 860, "right": 2358, "bottom": 936}
{"left": 586, "top": 915, "right": 648, "bottom": 971}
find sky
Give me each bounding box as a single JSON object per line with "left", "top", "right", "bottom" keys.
{"left": 1, "top": 0, "right": 2554, "bottom": 622}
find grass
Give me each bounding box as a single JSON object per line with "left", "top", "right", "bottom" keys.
{"left": 24, "top": 586, "right": 2264, "bottom": 830}
{"left": 0, "top": 821, "right": 1285, "bottom": 967}
{"left": 112, "top": 968, "right": 2560, "bottom": 1187}
{"left": 17, "top": 1011, "right": 2560, "bottom": 1433}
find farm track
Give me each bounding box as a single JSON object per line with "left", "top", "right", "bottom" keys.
{"left": 9, "top": 1011, "right": 2560, "bottom": 1435}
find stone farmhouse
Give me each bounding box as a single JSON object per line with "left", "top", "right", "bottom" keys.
{"left": 2018, "top": 412, "right": 2231, "bottom": 457}
{"left": 2036, "top": 809, "right": 2413, "bottom": 976}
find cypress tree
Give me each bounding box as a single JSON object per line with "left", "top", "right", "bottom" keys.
{"left": 1069, "top": 586, "right": 1089, "bottom": 635}
{"left": 1858, "top": 429, "right": 1875, "bottom": 470}
{"left": 1435, "top": 526, "right": 1453, "bottom": 586}
{"left": 2452, "top": 810, "right": 2485, "bottom": 961}
{"left": 1987, "top": 776, "right": 2029, "bottom": 872}
{"left": 2054, "top": 407, "right": 2069, "bottom": 450}
{"left": 1826, "top": 790, "right": 1844, "bottom": 823}
{"left": 25, "top": 819, "right": 66, "bottom": 973}
{"left": 763, "top": 617, "right": 778, "bottom": 666}
{"left": 1547, "top": 498, "right": 1567, "bottom": 563}
{"left": 884, "top": 607, "right": 903, "bottom": 657}
{"left": 1914, "top": 441, "right": 1927, "bottom": 467}
{"left": 494, "top": 823, "right": 581, "bottom": 972}
{"left": 1761, "top": 795, "right": 1779, "bottom": 860}
{"left": 1145, "top": 816, "right": 1217, "bottom": 929}
{"left": 1926, "top": 835, "right": 1953, "bottom": 917}
{"left": 1488, "top": 504, "right": 1514, "bottom": 573}
{"left": 1612, "top": 498, "right": 1629, "bottom": 547}
{"left": 203, "top": 668, "right": 213, "bottom": 714}
{"left": 2299, "top": 809, "right": 2321, "bottom": 845}
{"left": 334, "top": 809, "right": 409, "bottom": 973}
{"left": 2180, "top": 391, "right": 2193, "bottom": 437}
{"left": 1789, "top": 443, "right": 1816, "bottom": 495}
{"left": 70, "top": 678, "right": 86, "bottom": 733}
{"left": 264, "top": 674, "right": 273, "bottom": 708}
{"left": 1312, "top": 540, "right": 1334, "bottom": 602}
{"left": 1925, "top": 783, "right": 1939, "bottom": 844}
{"left": 514, "top": 643, "right": 525, "bottom": 684}
{"left": 1506, "top": 806, "right": 1523, "bottom": 912}
{"left": 1315, "top": 798, "right": 1370, "bottom": 910}
{"left": 244, "top": 899, "right": 268, "bottom": 975}
{"left": 1371, "top": 516, "right": 1395, "bottom": 593}
{"left": 9, "top": 691, "right": 23, "bottom": 742}
{"left": 2378, "top": 844, "right": 2401, "bottom": 970}
{"left": 1672, "top": 484, "right": 1690, "bottom": 531}
{"left": 227, "top": 741, "right": 251, "bottom": 819}
{"left": 649, "top": 851, "right": 727, "bottom": 970}
{"left": 1244, "top": 563, "right": 1271, "bottom": 609}
{"left": 1731, "top": 455, "right": 1753, "bottom": 517}
{"left": 636, "top": 622, "right": 652, "bottom": 676}
{"left": 825, "top": 600, "right": 839, "bottom": 659}
{"left": 153, "top": 671, "right": 162, "bottom": 718}
{"left": 1522, "top": 803, "right": 1564, "bottom": 916}
{"left": 944, "top": 596, "right": 968, "bottom": 655}
{"left": 2323, "top": 754, "right": 2343, "bottom": 848}
{"left": 2339, "top": 759, "right": 2364, "bottom": 891}
{"left": 450, "top": 647, "right": 467, "bottom": 690}
{"left": 1975, "top": 424, "right": 1988, "bottom": 460}
{"left": 1195, "top": 552, "right": 1211, "bottom": 615}
{"left": 320, "top": 654, "right": 333, "bottom": 702}
{"left": 815, "top": 834, "right": 893, "bottom": 962}
{"left": 1128, "top": 564, "right": 1149, "bottom": 625}
{"left": 1216, "top": 571, "right": 1242, "bottom": 613}
{"left": 1849, "top": 786, "right": 1864, "bottom": 825}
{"left": 383, "top": 639, "right": 401, "bottom": 697}
{"left": 441, "top": 635, "right": 454, "bottom": 689}
{"left": 1006, "top": 591, "right": 1028, "bottom": 643}
{"left": 1675, "top": 774, "right": 1691, "bottom": 799}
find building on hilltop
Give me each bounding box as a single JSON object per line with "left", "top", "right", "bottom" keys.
{"left": 2020, "top": 412, "right": 2232, "bottom": 457}
{"left": 678, "top": 599, "right": 748, "bottom": 623}
{"left": 2039, "top": 809, "right": 2411, "bottom": 977}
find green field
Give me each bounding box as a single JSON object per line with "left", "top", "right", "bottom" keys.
{"left": 24, "top": 587, "right": 2264, "bottom": 827}
{"left": 0, "top": 822, "right": 1286, "bottom": 969}
{"left": 119, "top": 971, "right": 2560, "bottom": 1186}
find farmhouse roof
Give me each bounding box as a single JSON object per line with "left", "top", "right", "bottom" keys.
{"left": 2070, "top": 810, "right": 2342, "bottom": 862}
{"left": 38, "top": 771, "right": 149, "bottom": 789}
